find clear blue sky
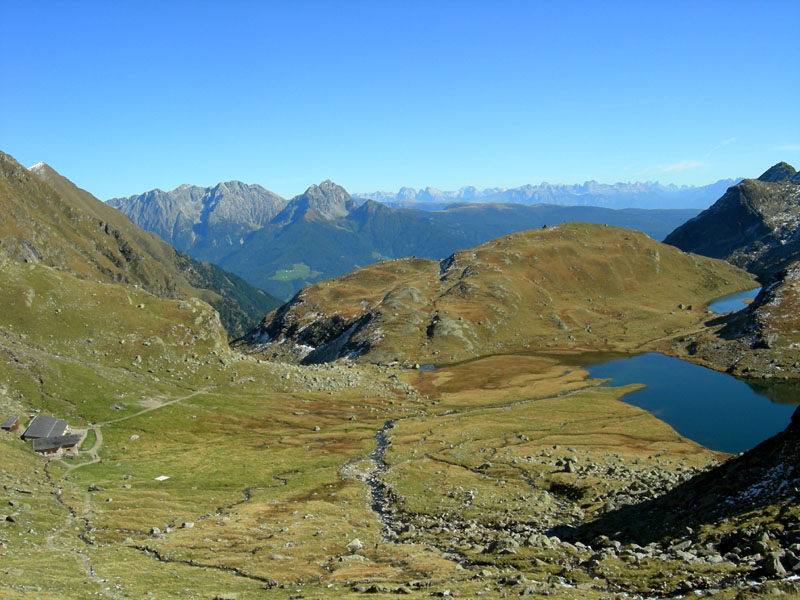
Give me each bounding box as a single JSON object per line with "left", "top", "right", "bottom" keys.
{"left": 2, "top": 0, "right": 798, "bottom": 199}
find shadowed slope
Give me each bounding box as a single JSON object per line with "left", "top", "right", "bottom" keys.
{"left": 560, "top": 406, "right": 800, "bottom": 551}
{"left": 664, "top": 162, "right": 800, "bottom": 281}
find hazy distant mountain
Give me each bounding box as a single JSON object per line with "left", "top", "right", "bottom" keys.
{"left": 664, "top": 162, "right": 800, "bottom": 281}
{"left": 112, "top": 178, "right": 702, "bottom": 300}
{"left": 271, "top": 180, "right": 359, "bottom": 226}
{"left": 359, "top": 179, "right": 739, "bottom": 210}
{"left": 108, "top": 181, "right": 287, "bottom": 264}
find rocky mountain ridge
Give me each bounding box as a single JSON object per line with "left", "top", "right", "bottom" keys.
{"left": 664, "top": 162, "right": 800, "bottom": 281}
{"left": 111, "top": 177, "right": 703, "bottom": 300}
{"left": 271, "top": 179, "right": 359, "bottom": 225}
{"left": 109, "top": 180, "right": 287, "bottom": 261}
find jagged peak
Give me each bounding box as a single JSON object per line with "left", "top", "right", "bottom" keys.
{"left": 28, "top": 161, "right": 48, "bottom": 172}
{"left": 757, "top": 162, "right": 797, "bottom": 183}
{"left": 303, "top": 179, "right": 350, "bottom": 197}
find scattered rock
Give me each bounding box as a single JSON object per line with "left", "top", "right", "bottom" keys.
{"left": 346, "top": 538, "right": 364, "bottom": 553}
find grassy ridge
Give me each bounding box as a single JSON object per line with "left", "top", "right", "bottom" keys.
{"left": 22, "top": 160, "right": 281, "bottom": 337}
{"left": 245, "top": 223, "right": 757, "bottom": 365}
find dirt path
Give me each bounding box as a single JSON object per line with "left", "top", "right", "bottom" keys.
{"left": 56, "top": 387, "right": 210, "bottom": 479}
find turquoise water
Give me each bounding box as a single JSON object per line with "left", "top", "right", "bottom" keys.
{"left": 708, "top": 287, "right": 760, "bottom": 314}
{"left": 585, "top": 352, "right": 798, "bottom": 454}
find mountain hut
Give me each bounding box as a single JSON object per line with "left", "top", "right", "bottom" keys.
{"left": 33, "top": 434, "right": 82, "bottom": 456}
{"left": 21, "top": 415, "right": 68, "bottom": 441}
{"left": 1, "top": 416, "right": 21, "bottom": 432}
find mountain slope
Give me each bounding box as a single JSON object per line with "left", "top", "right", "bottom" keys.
{"left": 671, "top": 259, "right": 800, "bottom": 380}
{"left": 566, "top": 404, "right": 800, "bottom": 572}
{"left": 218, "top": 198, "right": 468, "bottom": 298}
{"left": 664, "top": 162, "right": 800, "bottom": 281}
{"left": 29, "top": 160, "right": 282, "bottom": 338}
{"left": 0, "top": 153, "right": 280, "bottom": 337}
{"left": 237, "top": 223, "right": 754, "bottom": 365}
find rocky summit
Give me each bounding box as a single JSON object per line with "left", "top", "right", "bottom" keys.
{"left": 664, "top": 162, "right": 800, "bottom": 281}
{"left": 108, "top": 180, "right": 287, "bottom": 257}
{"left": 238, "top": 223, "right": 754, "bottom": 365}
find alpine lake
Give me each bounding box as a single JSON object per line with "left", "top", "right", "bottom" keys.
{"left": 423, "top": 287, "right": 799, "bottom": 455}
{"left": 584, "top": 287, "right": 798, "bottom": 454}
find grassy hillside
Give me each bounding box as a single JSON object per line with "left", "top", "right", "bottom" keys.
{"left": 241, "top": 223, "right": 756, "bottom": 365}
{"left": 0, "top": 154, "right": 281, "bottom": 337}
{"left": 0, "top": 230, "right": 795, "bottom": 599}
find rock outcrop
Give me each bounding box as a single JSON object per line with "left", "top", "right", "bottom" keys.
{"left": 664, "top": 162, "right": 800, "bottom": 281}
{"left": 674, "top": 259, "right": 800, "bottom": 379}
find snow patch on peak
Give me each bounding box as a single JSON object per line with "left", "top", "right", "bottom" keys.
{"left": 28, "top": 162, "right": 46, "bottom": 172}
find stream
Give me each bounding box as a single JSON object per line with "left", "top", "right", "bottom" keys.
{"left": 365, "top": 419, "right": 404, "bottom": 535}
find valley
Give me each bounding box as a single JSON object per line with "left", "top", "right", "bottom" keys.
{"left": 2, "top": 154, "right": 800, "bottom": 600}
{"left": 111, "top": 181, "right": 705, "bottom": 300}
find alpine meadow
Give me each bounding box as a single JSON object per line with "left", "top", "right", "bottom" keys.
{"left": 2, "top": 2, "right": 800, "bottom": 599}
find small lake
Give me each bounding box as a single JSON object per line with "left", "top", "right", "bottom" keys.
{"left": 585, "top": 352, "right": 799, "bottom": 454}
{"left": 708, "top": 287, "right": 760, "bottom": 314}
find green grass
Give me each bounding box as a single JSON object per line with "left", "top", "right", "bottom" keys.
{"left": 0, "top": 250, "right": 787, "bottom": 600}
{"left": 80, "top": 428, "right": 96, "bottom": 450}
{"left": 269, "top": 262, "right": 321, "bottom": 281}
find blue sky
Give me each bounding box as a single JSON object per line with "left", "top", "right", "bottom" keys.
{"left": 1, "top": 0, "right": 798, "bottom": 199}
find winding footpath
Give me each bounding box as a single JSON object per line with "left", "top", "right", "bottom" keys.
{"left": 57, "top": 387, "right": 211, "bottom": 477}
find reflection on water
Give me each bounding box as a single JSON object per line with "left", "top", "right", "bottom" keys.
{"left": 584, "top": 352, "right": 798, "bottom": 454}
{"left": 708, "top": 287, "right": 760, "bottom": 314}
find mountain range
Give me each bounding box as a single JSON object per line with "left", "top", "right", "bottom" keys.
{"left": 110, "top": 180, "right": 704, "bottom": 300}
{"left": 358, "top": 178, "right": 739, "bottom": 210}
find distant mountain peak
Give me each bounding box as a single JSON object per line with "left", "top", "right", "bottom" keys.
{"left": 664, "top": 162, "right": 800, "bottom": 281}
{"left": 272, "top": 180, "right": 356, "bottom": 225}
{"left": 304, "top": 179, "right": 350, "bottom": 198}
{"left": 757, "top": 162, "right": 797, "bottom": 183}
{"left": 358, "top": 178, "right": 739, "bottom": 210}
{"left": 28, "top": 161, "right": 47, "bottom": 172}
